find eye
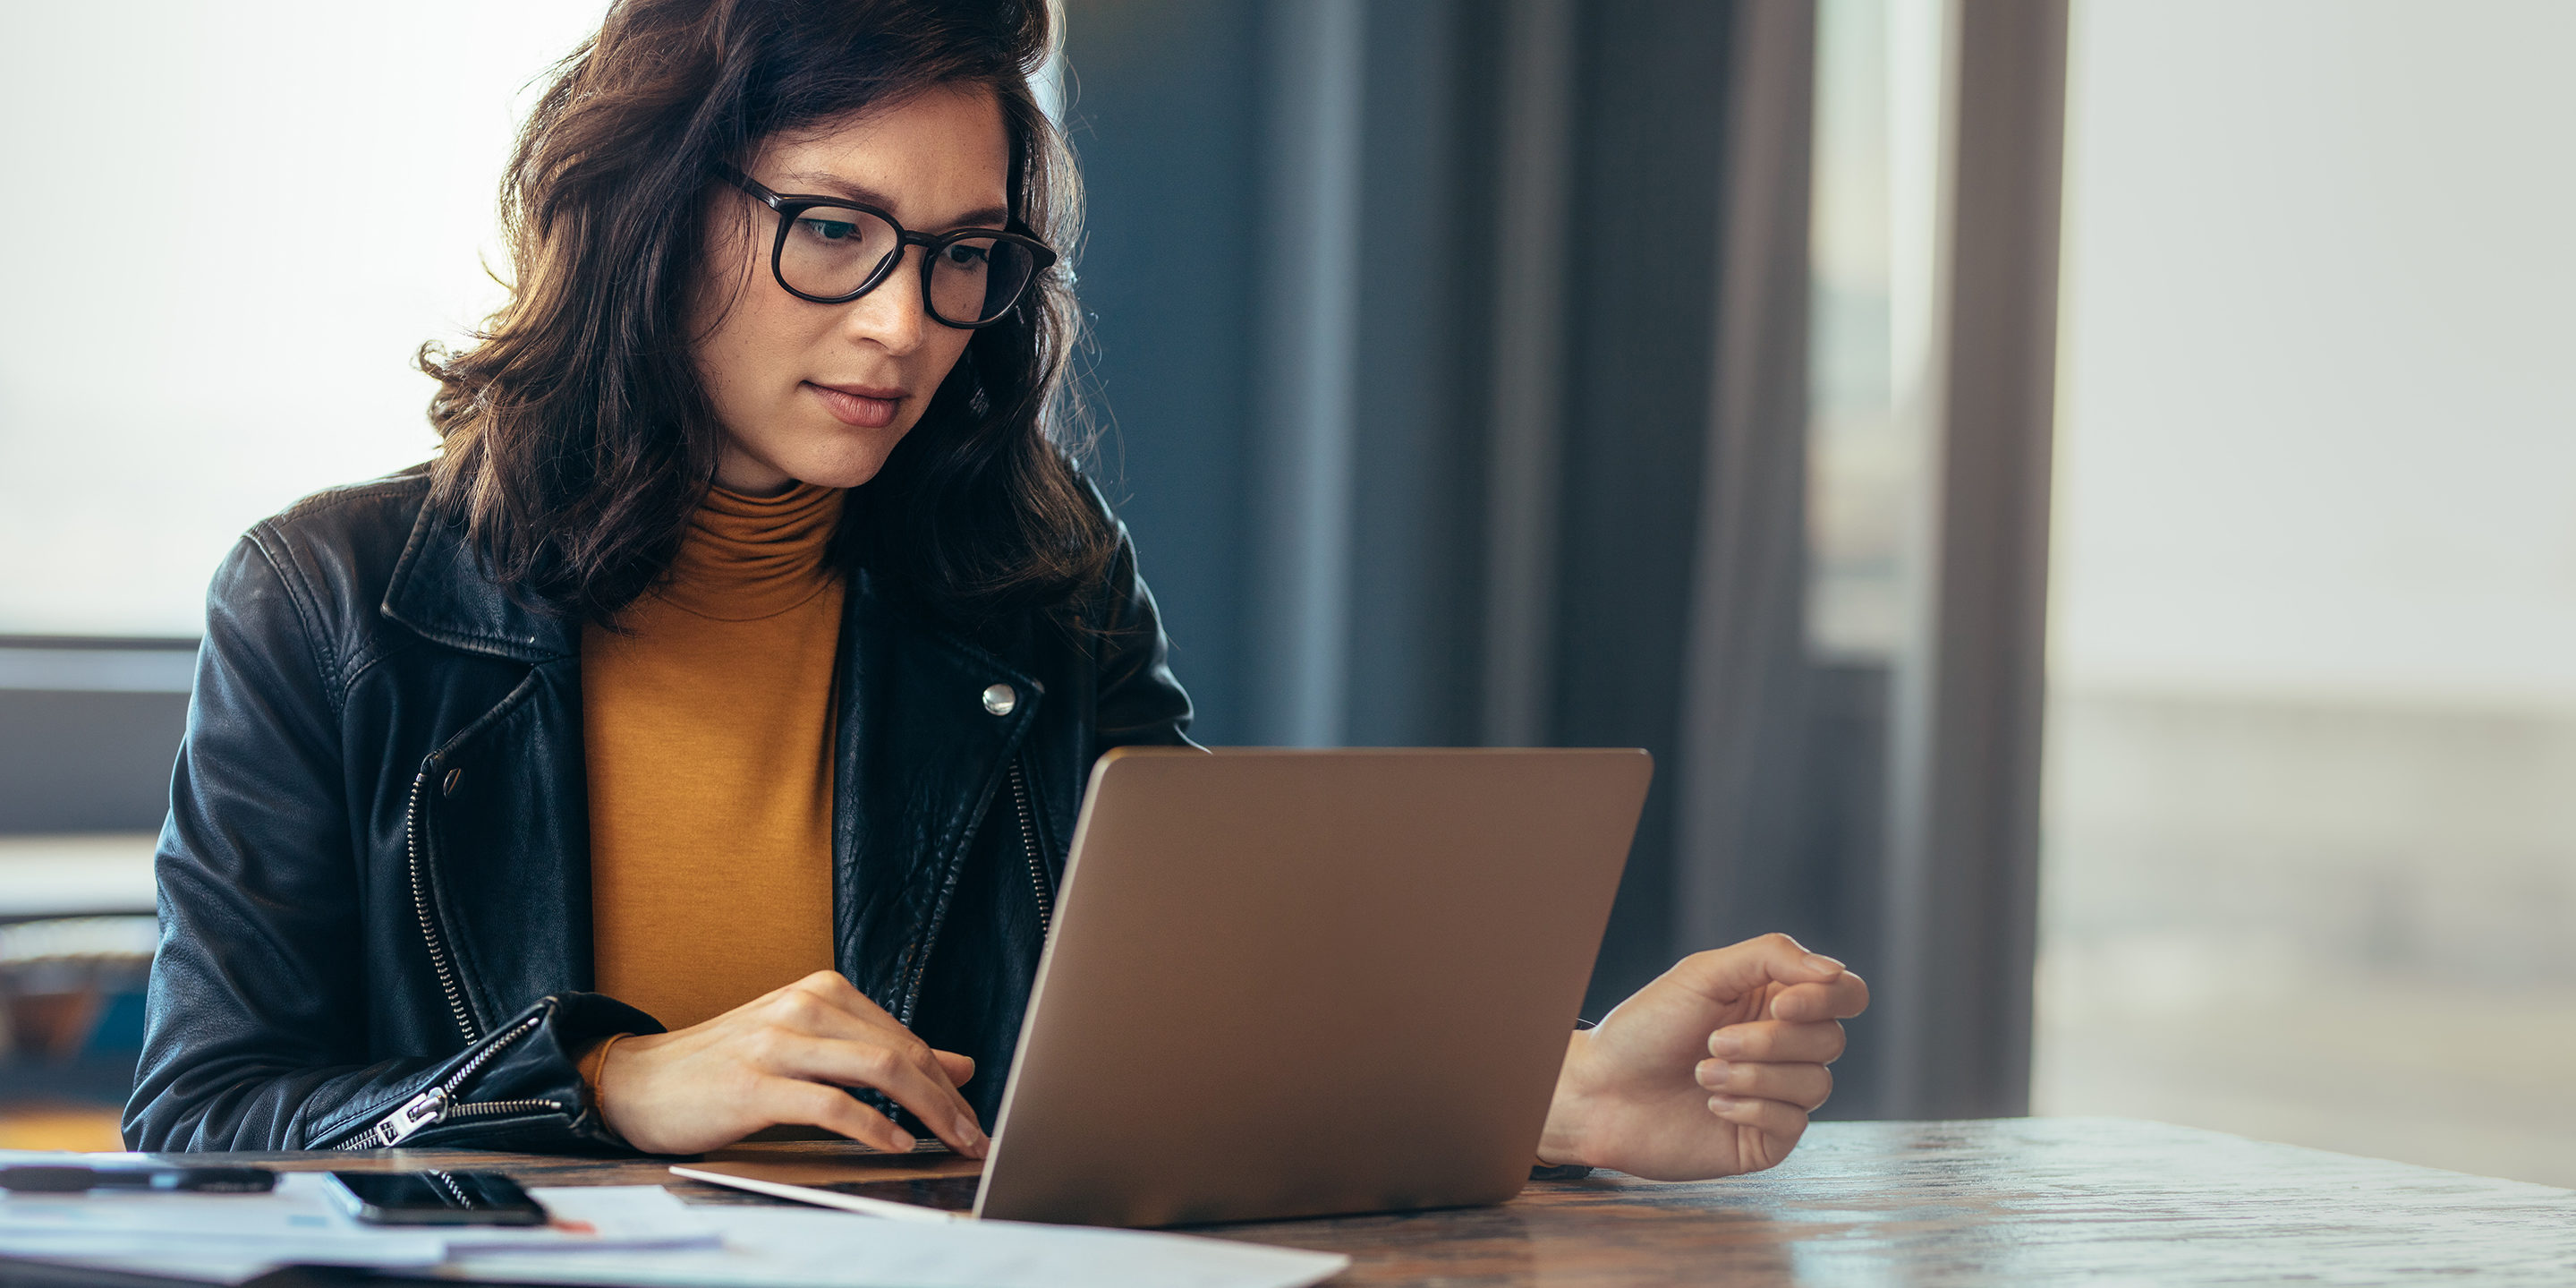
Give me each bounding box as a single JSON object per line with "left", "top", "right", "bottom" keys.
{"left": 798, "top": 217, "right": 862, "bottom": 243}
{"left": 941, "top": 242, "right": 992, "bottom": 268}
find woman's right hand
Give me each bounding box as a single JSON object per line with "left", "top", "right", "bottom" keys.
{"left": 593, "top": 970, "right": 987, "bottom": 1156}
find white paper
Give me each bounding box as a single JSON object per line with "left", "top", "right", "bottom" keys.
{"left": 0, "top": 1173, "right": 448, "bottom": 1267}
{"left": 4, "top": 1170, "right": 1344, "bottom": 1288}
{"left": 424, "top": 1204, "right": 1350, "bottom": 1288}
{"left": 0, "top": 1150, "right": 166, "bottom": 1167}
{"left": 438, "top": 1185, "right": 718, "bottom": 1253}
{"left": 0, "top": 1175, "right": 715, "bottom": 1268}
{"left": 15, "top": 1253, "right": 292, "bottom": 1285}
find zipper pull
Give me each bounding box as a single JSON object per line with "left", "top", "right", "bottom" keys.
{"left": 372, "top": 1087, "right": 449, "bottom": 1147}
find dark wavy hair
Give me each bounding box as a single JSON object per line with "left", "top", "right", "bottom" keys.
{"left": 421, "top": 0, "right": 1109, "bottom": 624}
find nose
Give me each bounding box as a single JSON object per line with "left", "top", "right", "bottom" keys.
{"left": 838, "top": 245, "right": 930, "bottom": 355}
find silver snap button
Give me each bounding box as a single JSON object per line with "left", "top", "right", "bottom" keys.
{"left": 441, "top": 768, "right": 463, "bottom": 796}
{"left": 981, "top": 683, "right": 1017, "bottom": 717}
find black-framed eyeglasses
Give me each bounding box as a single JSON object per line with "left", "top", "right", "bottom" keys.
{"left": 716, "top": 163, "right": 1057, "bottom": 328}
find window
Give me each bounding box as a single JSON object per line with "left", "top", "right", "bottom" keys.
{"left": 0, "top": 1, "right": 610, "bottom": 635}
{"left": 2037, "top": 0, "right": 2576, "bottom": 1186}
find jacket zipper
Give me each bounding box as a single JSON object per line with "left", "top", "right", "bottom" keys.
{"left": 897, "top": 753, "right": 1049, "bottom": 1025}
{"left": 406, "top": 765, "right": 479, "bottom": 1045}
{"left": 327, "top": 1011, "right": 557, "bottom": 1149}
{"left": 1009, "top": 758, "right": 1053, "bottom": 935}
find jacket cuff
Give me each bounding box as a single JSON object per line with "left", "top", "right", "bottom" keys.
{"left": 319, "top": 993, "right": 664, "bottom": 1154}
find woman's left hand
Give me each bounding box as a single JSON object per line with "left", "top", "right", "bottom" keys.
{"left": 1536, "top": 934, "right": 1869, "bottom": 1181}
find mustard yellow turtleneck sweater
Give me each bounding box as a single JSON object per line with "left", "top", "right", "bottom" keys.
{"left": 582, "top": 482, "right": 846, "bottom": 1032}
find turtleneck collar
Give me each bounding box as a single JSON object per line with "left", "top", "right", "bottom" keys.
{"left": 651, "top": 482, "right": 846, "bottom": 621}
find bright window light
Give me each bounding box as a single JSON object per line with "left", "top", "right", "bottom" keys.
{"left": 0, "top": 1, "right": 610, "bottom": 636}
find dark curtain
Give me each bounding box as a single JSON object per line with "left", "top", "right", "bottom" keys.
{"left": 1061, "top": 0, "right": 2061, "bottom": 1120}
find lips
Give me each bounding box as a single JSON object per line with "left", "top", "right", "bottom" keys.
{"left": 805, "top": 381, "right": 904, "bottom": 430}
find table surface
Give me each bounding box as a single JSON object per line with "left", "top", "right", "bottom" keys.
{"left": 148, "top": 1115, "right": 2576, "bottom": 1286}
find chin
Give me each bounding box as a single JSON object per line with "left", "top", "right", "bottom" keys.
{"left": 790, "top": 456, "right": 895, "bottom": 490}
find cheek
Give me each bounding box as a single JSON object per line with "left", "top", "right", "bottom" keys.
{"left": 887, "top": 334, "right": 977, "bottom": 438}
{"left": 921, "top": 329, "right": 979, "bottom": 391}
{"left": 689, "top": 216, "right": 799, "bottom": 403}
{"left": 698, "top": 287, "right": 811, "bottom": 407}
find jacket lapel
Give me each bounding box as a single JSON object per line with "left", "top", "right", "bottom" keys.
{"left": 379, "top": 503, "right": 1046, "bottom": 1028}
{"left": 379, "top": 503, "right": 592, "bottom": 1026}
{"left": 381, "top": 502, "right": 578, "bottom": 665}
{"left": 832, "top": 569, "right": 1041, "bottom": 1021}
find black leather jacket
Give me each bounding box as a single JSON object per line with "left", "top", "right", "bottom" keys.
{"left": 123, "top": 467, "right": 1193, "bottom": 1152}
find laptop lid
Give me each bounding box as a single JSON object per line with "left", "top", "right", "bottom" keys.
{"left": 973, "top": 746, "right": 1650, "bottom": 1227}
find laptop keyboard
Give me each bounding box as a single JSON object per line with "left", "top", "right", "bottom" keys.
{"left": 822, "top": 1174, "right": 982, "bottom": 1212}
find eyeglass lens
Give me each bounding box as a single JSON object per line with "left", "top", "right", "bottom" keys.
{"left": 779, "top": 207, "right": 1038, "bottom": 326}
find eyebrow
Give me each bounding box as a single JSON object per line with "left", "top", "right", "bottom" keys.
{"left": 775, "top": 170, "right": 1011, "bottom": 231}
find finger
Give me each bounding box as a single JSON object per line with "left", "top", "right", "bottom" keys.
{"left": 1708, "top": 1019, "right": 1847, "bottom": 1064}
{"left": 759, "top": 982, "right": 965, "bottom": 1087}
{"left": 1707, "top": 1094, "right": 1809, "bottom": 1172}
{"left": 1665, "top": 934, "right": 1848, "bottom": 1007}
{"left": 769, "top": 1033, "right": 987, "bottom": 1156}
{"left": 767, "top": 1077, "right": 917, "bottom": 1154}
{"left": 757, "top": 983, "right": 902, "bottom": 1048}
{"left": 748, "top": 992, "right": 964, "bottom": 1089}
{"left": 1696, "top": 1058, "right": 1832, "bottom": 1111}
{"left": 809, "top": 1037, "right": 986, "bottom": 1156}
{"left": 1766, "top": 971, "right": 1870, "bottom": 1022}
{"left": 750, "top": 987, "right": 984, "bottom": 1152}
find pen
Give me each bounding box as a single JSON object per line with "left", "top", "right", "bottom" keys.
{"left": 0, "top": 1165, "right": 277, "bottom": 1194}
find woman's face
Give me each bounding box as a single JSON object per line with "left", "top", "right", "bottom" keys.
{"left": 693, "top": 84, "right": 1009, "bottom": 496}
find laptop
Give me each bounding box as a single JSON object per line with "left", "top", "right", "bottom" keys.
{"left": 677, "top": 746, "right": 1650, "bottom": 1227}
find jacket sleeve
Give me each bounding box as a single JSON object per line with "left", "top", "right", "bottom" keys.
{"left": 123, "top": 531, "right": 656, "bottom": 1153}
{"left": 1084, "top": 506, "right": 1197, "bottom": 753}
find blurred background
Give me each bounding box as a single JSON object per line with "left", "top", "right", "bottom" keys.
{"left": 0, "top": 0, "right": 2567, "bottom": 1183}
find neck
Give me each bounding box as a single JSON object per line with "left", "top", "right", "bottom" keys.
{"left": 650, "top": 482, "right": 846, "bottom": 620}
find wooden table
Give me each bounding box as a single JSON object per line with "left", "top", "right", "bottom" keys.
{"left": 108, "top": 1117, "right": 2576, "bottom": 1285}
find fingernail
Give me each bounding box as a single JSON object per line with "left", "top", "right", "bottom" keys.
{"left": 1710, "top": 1031, "right": 1746, "bottom": 1058}
{"left": 1708, "top": 1095, "right": 1747, "bottom": 1113}
{"left": 888, "top": 1132, "right": 916, "bottom": 1153}
{"left": 954, "top": 1117, "right": 983, "bottom": 1152}
{"left": 1696, "top": 1059, "right": 1736, "bottom": 1090}
{"left": 1803, "top": 952, "right": 1845, "bottom": 974}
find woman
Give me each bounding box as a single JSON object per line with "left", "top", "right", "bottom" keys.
{"left": 125, "top": 0, "right": 1866, "bottom": 1181}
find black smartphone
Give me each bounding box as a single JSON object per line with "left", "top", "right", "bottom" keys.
{"left": 325, "top": 1171, "right": 548, "bottom": 1226}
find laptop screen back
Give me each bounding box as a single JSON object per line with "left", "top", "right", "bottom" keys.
{"left": 974, "top": 747, "right": 1650, "bottom": 1227}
